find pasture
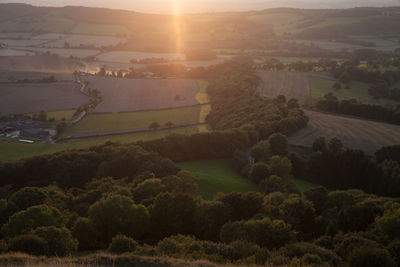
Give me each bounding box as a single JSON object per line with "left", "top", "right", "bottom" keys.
{"left": 0, "top": 82, "right": 88, "bottom": 115}
{"left": 0, "top": 71, "right": 72, "bottom": 82}
{"left": 0, "top": 55, "right": 82, "bottom": 72}
{"left": 257, "top": 71, "right": 310, "bottom": 103}
{"left": 289, "top": 110, "right": 400, "bottom": 154}
{"left": 177, "top": 160, "right": 256, "bottom": 199}
{"left": 63, "top": 105, "right": 204, "bottom": 137}
{"left": 84, "top": 76, "right": 199, "bottom": 113}
{"left": 309, "top": 76, "right": 397, "bottom": 106}
{"left": 0, "top": 124, "right": 208, "bottom": 163}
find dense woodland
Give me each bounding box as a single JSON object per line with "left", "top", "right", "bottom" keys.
{"left": 1, "top": 59, "right": 400, "bottom": 266}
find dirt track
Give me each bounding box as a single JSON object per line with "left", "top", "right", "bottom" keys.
{"left": 289, "top": 110, "right": 400, "bottom": 154}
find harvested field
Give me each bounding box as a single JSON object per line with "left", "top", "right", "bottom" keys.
{"left": 0, "top": 32, "right": 32, "bottom": 39}
{"left": 0, "top": 55, "right": 82, "bottom": 73}
{"left": 96, "top": 51, "right": 185, "bottom": 63}
{"left": 288, "top": 110, "right": 400, "bottom": 154}
{"left": 0, "top": 39, "right": 48, "bottom": 47}
{"left": 27, "top": 47, "right": 100, "bottom": 59}
{"left": 257, "top": 71, "right": 310, "bottom": 103}
{"left": 0, "top": 49, "right": 34, "bottom": 57}
{"left": 31, "top": 33, "right": 69, "bottom": 40}
{"left": 83, "top": 76, "right": 199, "bottom": 112}
{"left": 0, "top": 82, "right": 89, "bottom": 115}
{"left": 0, "top": 71, "right": 72, "bottom": 82}
{"left": 47, "top": 35, "right": 126, "bottom": 48}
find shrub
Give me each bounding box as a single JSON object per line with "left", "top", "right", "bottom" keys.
{"left": 268, "top": 133, "right": 288, "bottom": 155}
{"left": 8, "top": 234, "right": 48, "bottom": 255}
{"left": 33, "top": 226, "right": 78, "bottom": 256}
{"left": 348, "top": 247, "right": 396, "bottom": 267}
{"left": 72, "top": 217, "right": 100, "bottom": 251}
{"left": 108, "top": 234, "right": 138, "bottom": 254}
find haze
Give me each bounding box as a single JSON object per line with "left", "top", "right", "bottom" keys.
{"left": 1, "top": 0, "right": 399, "bottom": 13}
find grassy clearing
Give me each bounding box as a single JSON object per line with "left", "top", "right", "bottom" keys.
{"left": 64, "top": 106, "right": 202, "bottom": 136}
{"left": 309, "top": 76, "right": 397, "bottom": 106}
{"left": 0, "top": 125, "right": 209, "bottom": 163}
{"left": 177, "top": 160, "right": 256, "bottom": 200}
{"left": 291, "top": 178, "right": 317, "bottom": 194}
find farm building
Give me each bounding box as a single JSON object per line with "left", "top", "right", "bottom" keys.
{"left": 20, "top": 128, "right": 49, "bottom": 139}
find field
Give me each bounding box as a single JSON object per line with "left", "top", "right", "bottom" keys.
{"left": 0, "top": 124, "right": 209, "bottom": 163}
{"left": 47, "top": 35, "right": 126, "bottom": 48}
{"left": 63, "top": 105, "right": 205, "bottom": 137}
{"left": 257, "top": 71, "right": 310, "bottom": 103}
{"left": 0, "top": 39, "right": 48, "bottom": 47}
{"left": 309, "top": 76, "right": 397, "bottom": 106}
{"left": 84, "top": 76, "right": 199, "bottom": 112}
{"left": 0, "top": 71, "right": 73, "bottom": 82}
{"left": 96, "top": 51, "right": 185, "bottom": 63}
{"left": 177, "top": 160, "right": 256, "bottom": 199}
{"left": 0, "top": 55, "right": 82, "bottom": 72}
{"left": 289, "top": 110, "right": 400, "bottom": 154}
{"left": 0, "top": 49, "right": 34, "bottom": 57}
{"left": 27, "top": 47, "right": 100, "bottom": 59}
{"left": 70, "top": 23, "right": 131, "bottom": 36}
{"left": 0, "top": 82, "right": 88, "bottom": 115}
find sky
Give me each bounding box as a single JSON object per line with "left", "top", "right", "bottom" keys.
{"left": 0, "top": 0, "right": 399, "bottom": 14}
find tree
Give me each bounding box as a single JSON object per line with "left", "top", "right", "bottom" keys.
{"left": 9, "top": 187, "right": 48, "bottom": 211}
{"left": 312, "top": 136, "right": 327, "bottom": 152}
{"left": 150, "top": 192, "right": 197, "bottom": 239}
{"left": 376, "top": 208, "right": 400, "bottom": 240}
{"left": 268, "top": 156, "right": 292, "bottom": 178}
{"left": 268, "top": 133, "right": 288, "bottom": 155}
{"left": 149, "top": 122, "right": 160, "bottom": 131}
{"left": 249, "top": 162, "right": 270, "bottom": 184}
{"left": 1, "top": 205, "right": 63, "bottom": 238}
{"left": 333, "top": 82, "right": 342, "bottom": 90}
{"left": 287, "top": 98, "right": 300, "bottom": 109}
{"left": 72, "top": 217, "right": 100, "bottom": 251}
{"left": 33, "top": 226, "right": 78, "bottom": 256}
{"left": 251, "top": 141, "right": 271, "bottom": 163}
{"left": 88, "top": 195, "right": 150, "bottom": 243}
{"left": 56, "top": 121, "right": 68, "bottom": 134}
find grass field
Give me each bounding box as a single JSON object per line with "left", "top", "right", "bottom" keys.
{"left": 63, "top": 105, "right": 204, "bottom": 136}
{"left": 292, "top": 178, "right": 317, "bottom": 194}
{"left": 309, "top": 76, "right": 397, "bottom": 106}
{"left": 177, "top": 160, "right": 256, "bottom": 199}
{"left": 0, "top": 124, "right": 209, "bottom": 163}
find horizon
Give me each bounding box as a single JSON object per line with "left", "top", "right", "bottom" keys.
{"left": 1, "top": 0, "right": 400, "bottom": 14}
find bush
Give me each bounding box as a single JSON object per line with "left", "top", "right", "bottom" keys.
{"left": 33, "top": 226, "right": 78, "bottom": 256}
{"left": 8, "top": 234, "right": 48, "bottom": 255}
{"left": 348, "top": 247, "right": 396, "bottom": 267}
{"left": 108, "top": 234, "right": 138, "bottom": 254}
{"left": 72, "top": 217, "right": 100, "bottom": 251}
{"left": 268, "top": 133, "right": 288, "bottom": 155}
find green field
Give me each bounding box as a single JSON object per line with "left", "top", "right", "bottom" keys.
{"left": 177, "top": 160, "right": 256, "bottom": 200}
{"left": 64, "top": 105, "right": 205, "bottom": 136}
{"left": 0, "top": 125, "right": 210, "bottom": 163}
{"left": 292, "top": 178, "right": 318, "bottom": 194}
{"left": 309, "top": 76, "right": 397, "bottom": 106}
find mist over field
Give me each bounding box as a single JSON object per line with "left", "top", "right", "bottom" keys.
{"left": 0, "top": 0, "right": 399, "bottom": 13}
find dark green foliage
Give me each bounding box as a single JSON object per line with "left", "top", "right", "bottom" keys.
{"left": 249, "top": 162, "right": 270, "bottom": 184}
{"left": 220, "top": 218, "right": 296, "bottom": 249}
{"left": 8, "top": 234, "right": 48, "bottom": 256}
{"left": 108, "top": 234, "right": 138, "bottom": 254}
{"left": 268, "top": 133, "right": 288, "bottom": 156}
{"left": 215, "top": 192, "right": 264, "bottom": 222}
{"left": 348, "top": 247, "right": 396, "bottom": 267}
{"left": 8, "top": 187, "right": 48, "bottom": 211}
{"left": 1, "top": 205, "right": 63, "bottom": 238}
{"left": 251, "top": 141, "right": 271, "bottom": 163}
{"left": 150, "top": 193, "right": 196, "bottom": 240}
{"left": 88, "top": 195, "right": 150, "bottom": 244}
{"left": 33, "top": 226, "right": 78, "bottom": 256}
{"left": 72, "top": 217, "right": 100, "bottom": 251}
